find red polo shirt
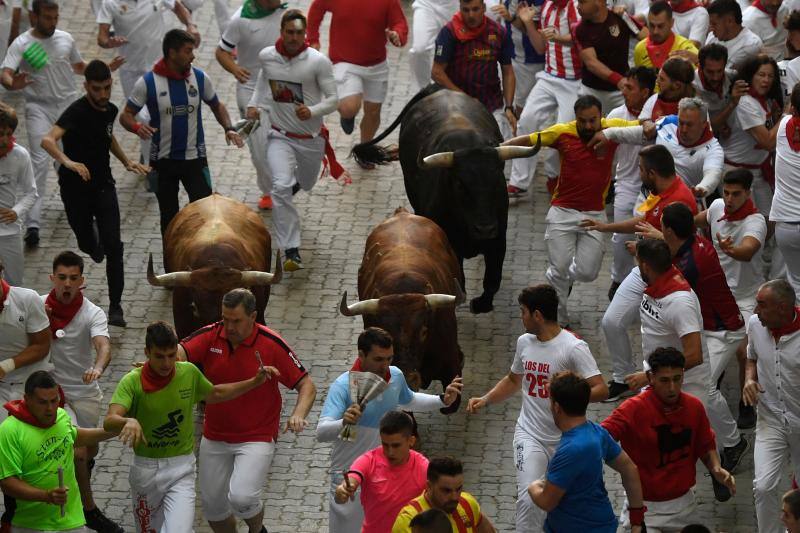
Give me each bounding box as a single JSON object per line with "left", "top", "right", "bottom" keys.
{"left": 640, "top": 177, "right": 697, "bottom": 229}
{"left": 182, "top": 322, "right": 308, "bottom": 443}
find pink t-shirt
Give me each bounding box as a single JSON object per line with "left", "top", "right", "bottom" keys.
{"left": 350, "top": 448, "right": 429, "bottom": 533}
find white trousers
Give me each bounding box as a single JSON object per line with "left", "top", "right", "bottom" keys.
{"left": 578, "top": 84, "right": 624, "bottom": 117}
{"left": 130, "top": 454, "right": 196, "bottom": 533}
{"left": 682, "top": 353, "right": 741, "bottom": 449}
{"left": 119, "top": 68, "right": 151, "bottom": 163}
{"left": 25, "top": 100, "right": 69, "bottom": 229}
{"left": 328, "top": 472, "right": 364, "bottom": 533}
{"left": 619, "top": 491, "right": 697, "bottom": 532}
{"left": 512, "top": 60, "right": 543, "bottom": 110}
{"left": 544, "top": 207, "right": 605, "bottom": 325}
{"left": 705, "top": 328, "right": 746, "bottom": 449}
{"left": 753, "top": 415, "right": 800, "bottom": 533}
{"left": 64, "top": 390, "right": 103, "bottom": 428}
{"left": 513, "top": 430, "right": 556, "bottom": 533}
{"left": 408, "top": 1, "right": 454, "bottom": 92}
{"left": 0, "top": 233, "right": 24, "bottom": 286}
{"left": 775, "top": 221, "right": 800, "bottom": 301}
{"left": 236, "top": 83, "right": 272, "bottom": 195}
{"left": 510, "top": 73, "right": 579, "bottom": 190}
{"left": 610, "top": 189, "right": 639, "bottom": 283}
{"left": 198, "top": 438, "right": 275, "bottom": 522}
{"left": 267, "top": 131, "right": 324, "bottom": 250}
{"left": 604, "top": 266, "right": 645, "bottom": 383}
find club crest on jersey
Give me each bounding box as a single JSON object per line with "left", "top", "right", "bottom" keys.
{"left": 609, "top": 24, "right": 620, "bottom": 37}
{"left": 188, "top": 85, "right": 198, "bottom": 97}
{"left": 488, "top": 33, "right": 497, "bottom": 42}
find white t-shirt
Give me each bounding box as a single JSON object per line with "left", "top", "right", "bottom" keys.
{"left": 0, "top": 286, "right": 52, "bottom": 383}
{"left": 693, "top": 69, "right": 732, "bottom": 119}
{"left": 510, "top": 329, "right": 601, "bottom": 445}
{"left": 97, "top": 0, "right": 173, "bottom": 74}
{"left": 639, "top": 287, "right": 708, "bottom": 368}
{"left": 219, "top": 6, "right": 284, "bottom": 83}
{"left": 673, "top": 7, "right": 709, "bottom": 44}
{"left": 0, "top": 145, "right": 37, "bottom": 237}
{"left": 742, "top": 3, "right": 789, "bottom": 60}
{"left": 705, "top": 27, "right": 763, "bottom": 73}
{"left": 608, "top": 104, "right": 643, "bottom": 198}
{"left": 706, "top": 198, "right": 766, "bottom": 300}
{"left": 771, "top": 114, "right": 800, "bottom": 221}
{"left": 1, "top": 29, "right": 81, "bottom": 103}
{"left": 720, "top": 94, "right": 770, "bottom": 165}
{"left": 747, "top": 314, "right": 800, "bottom": 429}
{"left": 39, "top": 295, "right": 107, "bottom": 399}
{"left": 779, "top": 58, "right": 798, "bottom": 100}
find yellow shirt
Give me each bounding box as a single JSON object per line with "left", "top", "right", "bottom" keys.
{"left": 392, "top": 491, "right": 483, "bottom": 533}
{"left": 633, "top": 33, "right": 698, "bottom": 68}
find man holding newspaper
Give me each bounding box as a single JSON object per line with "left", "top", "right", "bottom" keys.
{"left": 316, "top": 327, "right": 463, "bottom": 533}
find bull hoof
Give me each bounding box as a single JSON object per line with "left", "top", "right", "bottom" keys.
{"left": 469, "top": 296, "right": 494, "bottom": 314}
{"left": 440, "top": 395, "right": 461, "bottom": 414}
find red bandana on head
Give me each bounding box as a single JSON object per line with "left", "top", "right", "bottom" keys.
{"left": 668, "top": 0, "right": 700, "bottom": 12}
{"left": 645, "top": 33, "right": 676, "bottom": 69}
{"left": 351, "top": 357, "right": 391, "bottom": 382}
{"left": 769, "top": 306, "right": 800, "bottom": 341}
{"left": 0, "top": 136, "right": 15, "bottom": 159}
{"left": 141, "top": 361, "right": 176, "bottom": 393}
{"left": 153, "top": 58, "right": 191, "bottom": 80}
{"left": 275, "top": 37, "right": 309, "bottom": 59}
{"left": 717, "top": 197, "right": 760, "bottom": 222}
{"left": 644, "top": 265, "right": 692, "bottom": 298}
{"left": 45, "top": 289, "right": 83, "bottom": 338}
{"left": 448, "top": 11, "right": 487, "bottom": 42}
{"left": 752, "top": 0, "right": 778, "bottom": 27}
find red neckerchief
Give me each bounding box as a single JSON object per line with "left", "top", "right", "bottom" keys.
{"left": 645, "top": 33, "right": 676, "bottom": 69}
{"left": 275, "top": 37, "right": 309, "bottom": 59}
{"left": 748, "top": 87, "right": 771, "bottom": 113}
{"left": 141, "top": 361, "right": 176, "bottom": 393}
{"left": 351, "top": 357, "right": 391, "bottom": 382}
{"left": 786, "top": 116, "right": 800, "bottom": 152}
{"left": 644, "top": 265, "right": 692, "bottom": 298}
{"left": 0, "top": 136, "right": 15, "bottom": 159}
{"left": 0, "top": 278, "right": 9, "bottom": 314}
{"left": 752, "top": 0, "right": 778, "bottom": 27}
{"left": 448, "top": 11, "right": 487, "bottom": 42}
{"left": 669, "top": 0, "right": 700, "bottom": 13}
{"left": 4, "top": 388, "right": 66, "bottom": 429}
{"left": 717, "top": 197, "right": 759, "bottom": 222}
{"left": 626, "top": 105, "right": 642, "bottom": 117}
{"left": 652, "top": 97, "right": 680, "bottom": 120}
{"left": 153, "top": 58, "right": 191, "bottom": 80}
{"left": 45, "top": 289, "right": 83, "bottom": 339}
{"left": 698, "top": 69, "right": 723, "bottom": 98}
{"left": 678, "top": 122, "right": 714, "bottom": 148}
{"left": 769, "top": 307, "right": 800, "bottom": 341}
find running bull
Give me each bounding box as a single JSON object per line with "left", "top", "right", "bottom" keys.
{"left": 352, "top": 85, "right": 540, "bottom": 313}
{"left": 147, "top": 194, "right": 281, "bottom": 338}
{"left": 340, "top": 207, "right": 465, "bottom": 412}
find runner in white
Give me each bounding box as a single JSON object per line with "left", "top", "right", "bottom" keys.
{"left": 693, "top": 43, "right": 749, "bottom": 138}
{"left": 507, "top": 0, "right": 581, "bottom": 197}
{"left": 606, "top": 66, "right": 655, "bottom": 300}
{"left": 670, "top": 0, "right": 709, "bottom": 48}
{"left": 40, "top": 251, "right": 122, "bottom": 533}
{"left": 467, "top": 284, "right": 607, "bottom": 533}
{"left": 247, "top": 9, "right": 338, "bottom": 272}
{"left": 745, "top": 279, "right": 800, "bottom": 533}
{"left": 0, "top": 0, "right": 20, "bottom": 62}
{"left": 743, "top": 0, "right": 789, "bottom": 59}
{"left": 706, "top": 0, "right": 763, "bottom": 73}
{"left": 216, "top": 0, "right": 285, "bottom": 211}
{"left": 408, "top": 0, "right": 458, "bottom": 92}
{"left": 0, "top": 103, "right": 36, "bottom": 287}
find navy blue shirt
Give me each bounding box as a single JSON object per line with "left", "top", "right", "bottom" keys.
{"left": 544, "top": 421, "right": 621, "bottom": 532}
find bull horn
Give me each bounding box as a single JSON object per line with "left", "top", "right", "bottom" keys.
{"left": 421, "top": 151, "right": 455, "bottom": 169}
{"left": 146, "top": 253, "right": 192, "bottom": 287}
{"left": 424, "top": 293, "right": 457, "bottom": 309}
{"left": 453, "top": 278, "right": 466, "bottom": 306}
{"left": 496, "top": 134, "right": 542, "bottom": 161}
{"left": 240, "top": 251, "right": 283, "bottom": 286}
{"left": 338, "top": 292, "right": 380, "bottom": 317}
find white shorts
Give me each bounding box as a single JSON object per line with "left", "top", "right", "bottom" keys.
{"left": 620, "top": 490, "right": 697, "bottom": 532}
{"left": 130, "top": 454, "right": 196, "bottom": 533}
{"left": 64, "top": 391, "right": 103, "bottom": 428}
{"left": 198, "top": 438, "right": 275, "bottom": 521}
{"left": 333, "top": 61, "right": 390, "bottom": 102}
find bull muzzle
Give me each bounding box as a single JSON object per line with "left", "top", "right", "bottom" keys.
{"left": 239, "top": 251, "right": 283, "bottom": 286}
{"left": 147, "top": 254, "right": 192, "bottom": 287}
{"left": 420, "top": 134, "right": 542, "bottom": 169}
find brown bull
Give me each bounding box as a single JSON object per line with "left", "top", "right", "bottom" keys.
{"left": 147, "top": 194, "right": 281, "bottom": 338}
{"left": 340, "top": 207, "right": 465, "bottom": 412}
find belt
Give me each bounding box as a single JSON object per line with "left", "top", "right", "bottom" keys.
{"left": 724, "top": 159, "right": 761, "bottom": 169}
{"left": 272, "top": 126, "right": 319, "bottom": 139}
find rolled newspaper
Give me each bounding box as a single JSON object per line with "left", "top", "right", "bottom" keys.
{"left": 339, "top": 371, "right": 388, "bottom": 442}
{"left": 57, "top": 465, "right": 64, "bottom": 517}
{"left": 232, "top": 118, "right": 260, "bottom": 141}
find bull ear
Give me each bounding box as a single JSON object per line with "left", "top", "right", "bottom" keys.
{"left": 496, "top": 134, "right": 542, "bottom": 161}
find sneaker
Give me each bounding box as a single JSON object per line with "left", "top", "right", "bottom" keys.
{"left": 84, "top": 506, "right": 124, "bottom": 533}
{"left": 608, "top": 280, "right": 621, "bottom": 301}
{"left": 292, "top": 182, "right": 301, "bottom": 196}
{"left": 603, "top": 381, "right": 635, "bottom": 403}
{"left": 737, "top": 401, "right": 756, "bottom": 429}
{"left": 721, "top": 436, "right": 749, "bottom": 473}
{"left": 711, "top": 473, "right": 732, "bottom": 502}
{"left": 24, "top": 227, "right": 39, "bottom": 248}
{"left": 258, "top": 195, "right": 273, "bottom": 210}
{"left": 108, "top": 305, "right": 127, "bottom": 328}
{"left": 283, "top": 248, "right": 303, "bottom": 271}
{"left": 340, "top": 116, "right": 355, "bottom": 134}
{"left": 507, "top": 184, "right": 527, "bottom": 198}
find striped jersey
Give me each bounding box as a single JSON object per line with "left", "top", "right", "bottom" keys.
{"left": 392, "top": 491, "right": 483, "bottom": 533}
{"left": 540, "top": 0, "right": 581, "bottom": 80}
{"left": 128, "top": 67, "right": 219, "bottom": 161}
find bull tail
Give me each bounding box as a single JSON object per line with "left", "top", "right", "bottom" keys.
{"left": 351, "top": 83, "right": 445, "bottom": 166}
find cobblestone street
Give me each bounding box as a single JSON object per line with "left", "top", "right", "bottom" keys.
{"left": 1, "top": 0, "right": 787, "bottom": 531}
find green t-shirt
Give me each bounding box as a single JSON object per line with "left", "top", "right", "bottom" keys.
{"left": 110, "top": 361, "right": 214, "bottom": 458}
{"left": 0, "top": 408, "right": 84, "bottom": 531}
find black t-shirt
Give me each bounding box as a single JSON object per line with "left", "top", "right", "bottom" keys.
{"left": 56, "top": 96, "right": 118, "bottom": 188}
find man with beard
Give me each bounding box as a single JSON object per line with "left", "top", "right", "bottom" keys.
{"left": 392, "top": 456, "right": 495, "bottom": 532}
{"left": 638, "top": 58, "right": 696, "bottom": 122}
{"left": 502, "top": 95, "right": 637, "bottom": 326}
{"left": 41, "top": 60, "right": 148, "bottom": 328}
{"left": 633, "top": 2, "right": 697, "bottom": 70}
{"left": 692, "top": 44, "right": 749, "bottom": 138}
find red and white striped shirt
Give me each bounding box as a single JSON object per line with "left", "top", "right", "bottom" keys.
{"left": 541, "top": 0, "right": 582, "bottom": 80}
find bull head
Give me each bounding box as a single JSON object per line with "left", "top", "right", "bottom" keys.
{"left": 420, "top": 134, "right": 542, "bottom": 168}
{"left": 146, "top": 251, "right": 283, "bottom": 288}
{"left": 338, "top": 278, "right": 466, "bottom": 316}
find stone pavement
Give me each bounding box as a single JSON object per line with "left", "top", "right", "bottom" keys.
{"left": 1, "top": 0, "right": 791, "bottom": 531}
